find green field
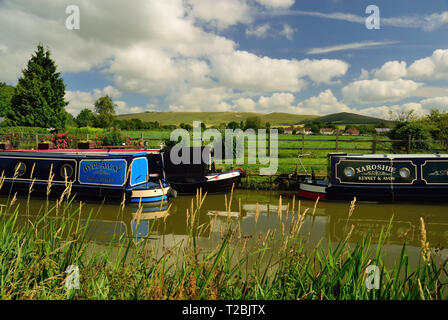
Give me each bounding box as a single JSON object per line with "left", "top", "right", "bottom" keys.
{"left": 117, "top": 112, "right": 318, "bottom": 127}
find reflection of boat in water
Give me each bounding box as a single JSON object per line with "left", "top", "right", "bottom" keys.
{"left": 325, "top": 203, "right": 448, "bottom": 247}
{"left": 3, "top": 150, "right": 172, "bottom": 204}
{"left": 299, "top": 153, "right": 448, "bottom": 202}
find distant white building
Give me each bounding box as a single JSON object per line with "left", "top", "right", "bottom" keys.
{"left": 375, "top": 128, "right": 391, "bottom": 135}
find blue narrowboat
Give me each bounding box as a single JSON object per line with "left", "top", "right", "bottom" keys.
{"left": 0, "top": 151, "right": 173, "bottom": 203}
{"left": 299, "top": 152, "right": 448, "bottom": 202}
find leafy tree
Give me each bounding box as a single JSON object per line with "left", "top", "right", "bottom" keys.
{"left": 0, "top": 82, "right": 15, "bottom": 117}
{"left": 93, "top": 95, "right": 116, "bottom": 128}
{"left": 76, "top": 108, "right": 96, "bottom": 127}
{"left": 226, "top": 121, "right": 239, "bottom": 130}
{"left": 389, "top": 110, "right": 435, "bottom": 151}
{"left": 244, "top": 116, "right": 262, "bottom": 130}
{"left": 65, "top": 112, "right": 77, "bottom": 127}
{"left": 7, "top": 44, "right": 68, "bottom": 130}
{"left": 426, "top": 109, "right": 448, "bottom": 148}
{"left": 179, "top": 123, "right": 193, "bottom": 131}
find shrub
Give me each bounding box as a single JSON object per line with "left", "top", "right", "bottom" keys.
{"left": 101, "top": 129, "right": 124, "bottom": 146}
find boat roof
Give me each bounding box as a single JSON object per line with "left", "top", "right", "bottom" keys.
{"left": 329, "top": 153, "right": 448, "bottom": 159}
{"left": 0, "top": 150, "right": 150, "bottom": 159}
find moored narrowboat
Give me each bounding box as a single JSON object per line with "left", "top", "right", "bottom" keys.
{"left": 298, "top": 152, "right": 448, "bottom": 202}
{"left": 147, "top": 146, "right": 245, "bottom": 195}
{"left": 0, "top": 151, "right": 172, "bottom": 203}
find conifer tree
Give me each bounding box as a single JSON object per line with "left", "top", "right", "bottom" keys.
{"left": 7, "top": 44, "right": 68, "bottom": 130}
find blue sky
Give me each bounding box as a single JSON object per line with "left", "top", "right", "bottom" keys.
{"left": 1, "top": 0, "right": 448, "bottom": 119}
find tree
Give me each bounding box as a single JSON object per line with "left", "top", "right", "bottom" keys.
{"left": 426, "top": 109, "right": 448, "bottom": 148}
{"left": 76, "top": 108, "right": 96, "bottom": 127}
{"left": 7, "top": 44, "right": 68, "bottom": 130}
{"left": 226, "top": 121, "right": 239, "bottom": 130}
{"left": 93, "top": 95, "right": 116, "bottom": 128}
{"left": 389, "top": 110, "right": 435, "bottom": 151}
{"left": 244, "top": 116, "right": 262, "bottom": 130}
{"left": 0, "top": 82, "right": 15, "bottom": 117}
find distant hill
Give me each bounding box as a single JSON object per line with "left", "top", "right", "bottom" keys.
{"left": 117, "top": 112, "right": 318, "bottom": 127}
{"left": 303, "top": 112, "right": 389, "bottom": 125}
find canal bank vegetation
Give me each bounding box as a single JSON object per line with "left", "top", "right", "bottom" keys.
{"left": 0, "top": 190, "right": 447, "bottom": 300}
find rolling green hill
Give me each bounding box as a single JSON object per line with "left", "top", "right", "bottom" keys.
{"left": 303, "top": 112, "right": 389, "bottom": 125}
{"left": 117, "top": 112, "right": 318, "bottom": 127}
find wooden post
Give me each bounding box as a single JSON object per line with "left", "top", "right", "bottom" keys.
{"left": 86, "top": 133, "right": 89, "bottom": 141}
{"left": 301, "top": 134, "right": 305, "bottom": 154}
{"left": 372, "top": 134, "right": 377, "bottom": 154}
{"left": 407, "top": 135, "right": 411, "bottom": 154}
{"left": 35, "top": 134, "right": 38, "bottom": 147}
{"left": 335, "top": 133, "right": 339, "bottom": 152}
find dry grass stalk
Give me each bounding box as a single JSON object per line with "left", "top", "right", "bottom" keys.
{"left": 135, "top": 198, "right": 143, "bottom": 225}
{"left": 158, "top": 179, "right": 165, "bottom": 209}
{"left": 418, "top": 279, "right": 425, "bottom": 300}
{"left": 312, "top": 197, "right": 319, "bottom": 216}
{"left": 0, "top": 171, "right": 5, "bottom": 191}
{"left": 30, "top": 163, "right": 36, "bottom": 178}
{"left": 344, "top": 224, "right": 355, "bottom": 243}
{"left": 224, "top": 194, "right": 228, "bottom": 212}
{"left": 277, "top": 196, "right": 282, "bottom": 216}
{"left": 28, "top": 178, "right": 36, "bottom": 195}
{"left": 420, "top": 217, "right": 431, "bottom": 264}
{"left": 348, "top": 197, "right": 357, "bottom": 218}
{"left": 238, "top": 198, "right": 241, "bottom": 217}
{"left": 10, "top": 192, "right": 17, "bottom": 207}
{"left": 227, "top": 183, "right": 235, "bottom": 218}
{"left": 120, "top": 193, "right": 126, "bottom": 211}
{"left": 292, "top": 195, "right": 295, "bottom": 212}
{"left": 46, "top": 164, "right": 54, "bottom": 197}
{"left": 255, "top": 202, "right": 260, "bottom": 224}
{"left": 290, "top": 208, "right": 308, "bottom": 235}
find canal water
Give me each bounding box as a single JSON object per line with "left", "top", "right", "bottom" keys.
{"left": 3, "top": 190, "right": 448, "bottom": 265}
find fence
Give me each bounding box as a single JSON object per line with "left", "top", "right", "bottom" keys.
{"left": 2, "top": 132, "right": 447, "bottom": 175}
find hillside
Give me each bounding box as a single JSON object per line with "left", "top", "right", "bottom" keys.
{"left": 117, "top": 112, "right": 318, "bottom": 127}
{"left": 303, "top": 112, "right": 389, "bottom": 125}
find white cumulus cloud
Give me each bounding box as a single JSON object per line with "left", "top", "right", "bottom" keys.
{"left": 342, "top": 79, "right": 422, "bottom": 104}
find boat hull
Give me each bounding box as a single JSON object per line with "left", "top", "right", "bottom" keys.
{"left": 0, "top": 151, "right": 172, "bottom": 204}
{"left": 298, "top": 182, "right": 327, "bottom": 201}
{"left": 168, "top": 171, "right": 243, "bottom": 195}
{"left": 298, "top": 153, "right": 448, "bottom": 202}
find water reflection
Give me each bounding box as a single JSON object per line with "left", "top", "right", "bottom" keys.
{"left": 2, "top": 191, "right": 448, "bottom": 255}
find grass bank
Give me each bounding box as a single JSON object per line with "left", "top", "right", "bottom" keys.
{"left": 0, "top": 190, "right": 446, "bottom": 300}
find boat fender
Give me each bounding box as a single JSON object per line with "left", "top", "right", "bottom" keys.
{"left": 168, "top": 188, "right": 178, "bottom": 198}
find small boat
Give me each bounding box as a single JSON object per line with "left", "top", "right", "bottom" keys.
{"left": 0, "top": 150, "right": 172, "bottom": 203}
{"left": 148, "top": 146, "right": 245, "bottom": 195}
{"left": 298, "top": 152, "right": 448, "bottom": 202}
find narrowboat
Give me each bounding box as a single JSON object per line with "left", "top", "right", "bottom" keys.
{"left": 147, "top": 146, "right": 245, "bottom": 195}
{"left": 298, "top": 152, "right": 448, "bottom": 202}
{"left": 0, "top": 151, "right": 173, "bottom": 203}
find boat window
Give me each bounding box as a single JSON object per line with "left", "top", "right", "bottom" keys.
{"left": 14, "top": 162, "right": 26, "bottom": 177}
{"left": 344, "top": 167, "right": 355, "bottom": 178}
{"left": 61, "top": 164, "right": 74, "bottom": 180}
{"left": 399, "top": 167, "right": 410, "bottom": 179}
